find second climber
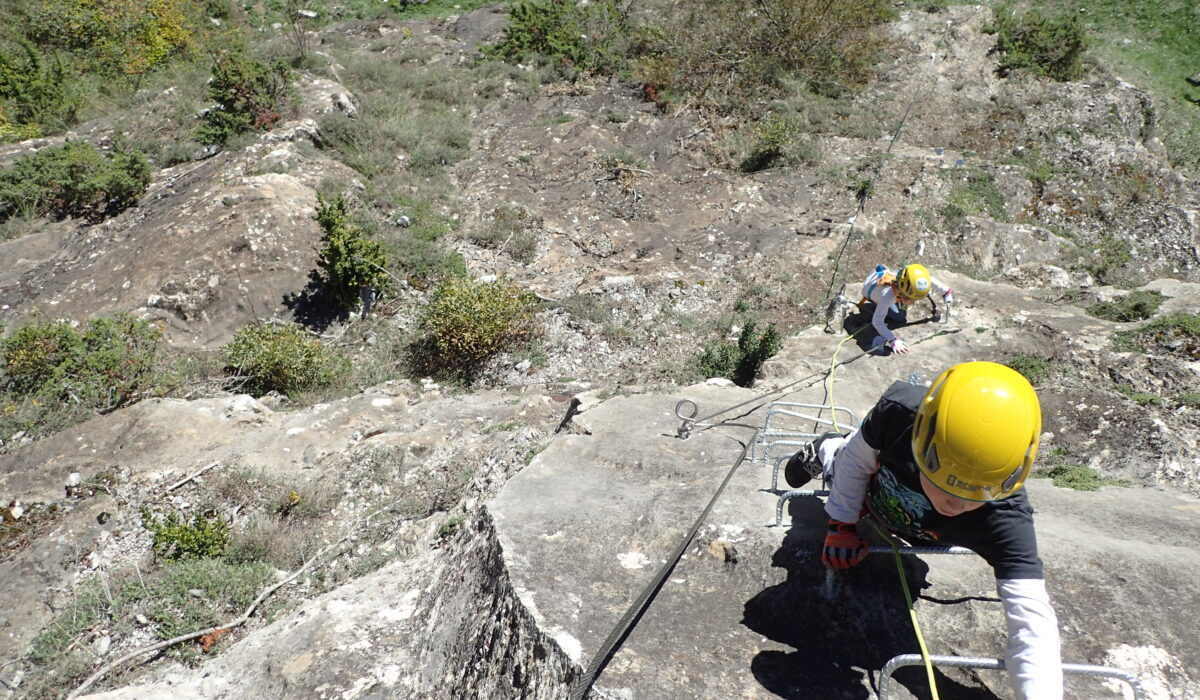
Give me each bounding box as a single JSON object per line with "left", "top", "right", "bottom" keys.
{"left": 857, "top": 264, "right": 953, "bottom": 355}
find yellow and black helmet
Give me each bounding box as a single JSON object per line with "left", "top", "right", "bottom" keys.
{"left": 895, "top": 264, "right": 933, "bottom": 300}
{"left": 912, "top": 362, "right": 1041, "bottom": 501}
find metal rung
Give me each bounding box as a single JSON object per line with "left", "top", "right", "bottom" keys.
{"left": 752, "top": 401, "right": 855, "bottom": 464}
{"left": 879, "top": 654, "right": 1146, "bottom": 700}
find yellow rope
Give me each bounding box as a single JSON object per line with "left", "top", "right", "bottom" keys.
{"left": 869, "top": 521, "right": 941, "bottom": 700}
{"left": 824, "top": 320, "right": 941, "bottom": 699}
{"left": 827, "top": 326, "right": 867, "bottom": 433}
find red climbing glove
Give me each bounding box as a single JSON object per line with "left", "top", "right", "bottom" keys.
{"left": 822, "top": 519, "right": 869, "bottom": 570}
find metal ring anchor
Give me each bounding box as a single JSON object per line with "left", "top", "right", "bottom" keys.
{"left": 675, "top": 399, "right": 699, "bottom": 439}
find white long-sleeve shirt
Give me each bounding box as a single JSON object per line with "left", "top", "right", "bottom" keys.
{"left": 860, "top": 269, "right": 952, "bottom": 344}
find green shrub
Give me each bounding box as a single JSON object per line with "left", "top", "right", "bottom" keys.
{"left": 0, "top": 313, "right": 163, "bottom": 410}
{"left": 28, "top": 557, "right": 271, "bottom": 679}
{"left": 197, "top": 48, "right": 293, "bottom": 145}
{"left": 25, "top": 0, "right": 197, "bottom": 83}
{"left": 740, "top": 115, "right": 799, "bottom": 173}
{"left": 1004, "top": 354, "right": 1053, "bottom": 385}
{"left": 466, "top": 205, "right": 539, "bottom": 263}
{"left": 29, "top": 580, "right": 112, "bottom": 665}
{"left": 0, "top": 141, "right": 151, "bottom": 221}
{"left": 1176, "top": 393, "right": 1200, "bottom": 408}
{"left": 315, "top": 195, "right": 391, "bottom": 311}
{"left": 145, "top": 558, "right": 272, "bottom": 641}
{"left": 943, "top": 168, "right": 1009, "bottom": 222}
{"left": 695, "top": 318, "right": 782, "bottom": 387}
{"left": 419, "top": 276, "right": 535, "bottom": 369}
{"left": 1086, "top": 290, "right": 1165, "bottom": 323}
{"left": 987, "top": 3, "right": 1086, "bottom": 82}
{"left": 484, "top": 0, "right": 624, "bottom": 74}
{"left": 1034, "top": 463, "right": 1127, "bottom": 491}
{"left": 636, "top": 0, "right": 895, "bottom": 114}
{"left": 1113, "top": 313, "right": 1200, "bottom": 357}
{"left": 1079, "top": 235, "right": 1133, "bottom": 284}
{"left": 223, "top": 321, "right": 345, "bottom": 396}
{"left": 143, "top": 510, "right": 230, "bottom": 559}
{"left": 0, "top": 39, "right": 82, "bottom": 138}
{"left": 1114, "top": 384, "right": 1161, "bottom": 406}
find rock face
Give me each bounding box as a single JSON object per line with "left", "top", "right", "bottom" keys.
{"left": 2, "top": 4, "right": 1200, "bottom": 700}
{"left": 490, "top": 279, "right": 1200, "bottom": 699}
{"left": 0, "top": 383, "right": 566, "bottom": 685}
{"left": 79, "top": 514, "right": 577, "bottom": 700}
{"left": 0, "top": 85, "right": 360, "bottom": 349}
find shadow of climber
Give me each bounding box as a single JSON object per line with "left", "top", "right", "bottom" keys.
{"left": 742, "top": 496, "right": 1000, "bottom": 700}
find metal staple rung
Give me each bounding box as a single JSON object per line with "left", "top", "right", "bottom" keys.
{"left": 878, "top": 654, "right": 1146, "bottom": 700}
{"left": 761, "top": 439, "right": 813, "bottom": 469}
{"left": 753, "top": 402, "right": 855, "bottom": 463}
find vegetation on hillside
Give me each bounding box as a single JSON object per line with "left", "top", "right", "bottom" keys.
{"left": 0, "top": 141, "right": 151, "bottom": 222}
{"left": 417, "top": 276, "right": 537, "bottom": 375}
{"left": 0, "top": 315, "right": 168, "bottom": 441}
{"left": 986, "top": 3, "right": 1087, "bottom": 81}
{"left": 1009, "top": 0, "right": 1200, "bottom": 172}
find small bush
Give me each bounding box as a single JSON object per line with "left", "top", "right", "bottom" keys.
{"left": 636, "top": 0, "right": 895, "bottom": 114}
{"left": 143, "top": 510, "right": 230, "bottom": 559}
{"left": 419, "top": 276, "right": 536, "bottom": 369}
{"left": 29, "top": 580, "right": 112, "bottom": 665}
{"left": 1004, "top": 354, "right": 1053, "bottom": 385}
{"left": 987, "top": 4, "right": 1086, "bottom": 82}
{"left": 25, "top": 0, "right": 197, "bottom": 82}
{"left": 466, "top": 205, "right": 539, "bottom": 263}
{"left": 484, "top": 0, "right": 624, "bottom": 74}
{"left": 0, "top": 39, "right": 82, "bottom": 138}
{"left": 1086, "top": 290, "right": 1165, "bottom": 323}
{"left": 943, "top": 168, "right": 1009, "bottom": 223}
{"left": 740, "top": 115, "right": 799, "bottom": 173}
{"left": 1079, "top": 235, "right": 1133, "bottom": 284}
{"left": 315, "top": 195, "right": 391, "bottom": 311}
{"left": 1114, "top": 384, "right": 1161, "bottom": 407}
{"left": 1176, "top": 393, "right": 1200, "bottom": 408}
{"left": 1034, "top": 463, "right": 1127, "bottom": 491}
{"left": 695, "top": 318, "right": 782, "bottom": 388}
{"left": 1113, "top": 313, "right": 1200, "bottom": 358}
{"left": 197, "top": 48, "right": 293, "bottom": 146}
{"left": 0, "top": 314, "right": 163, "bottom": 415}
{"left": 223, "top": 321, "right": 345, "bottom": 396}
{"left": 0, "top": 141, "right": 151, "bottom": 222}
{"left": 145, "top": 557, "right": 273, "bottom": 641}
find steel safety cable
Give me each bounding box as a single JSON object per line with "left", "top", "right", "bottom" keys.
{"left": 569, "top": 433, "right": 757, "bottom": 699}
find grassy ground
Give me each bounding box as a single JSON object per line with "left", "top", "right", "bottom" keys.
{"left": 1011, "top": 0, "right": 1200, "bottom": 172}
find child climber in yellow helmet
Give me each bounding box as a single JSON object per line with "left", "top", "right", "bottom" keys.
{"left": 785, "top": 362, "right": 1062, "bottom": 700}
{"left": 859, "top": 263, "right": 953, "bottom": 355}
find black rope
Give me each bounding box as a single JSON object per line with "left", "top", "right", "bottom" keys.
{"left": 568, "top": 433, "right": 757, "bottom": 699}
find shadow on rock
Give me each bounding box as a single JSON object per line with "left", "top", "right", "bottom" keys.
{"left": 843, "top": 304, "right": 941, "bottom": 355}
{"left": 283, "top": 269, "right": 348, "bottom": 333}
{"left": 743, "top": 496, "right": 998, "bottom": 700}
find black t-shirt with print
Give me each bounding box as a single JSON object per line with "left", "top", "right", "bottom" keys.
{"left": 857, "top": 381, "right": 1044, "bottom": 580}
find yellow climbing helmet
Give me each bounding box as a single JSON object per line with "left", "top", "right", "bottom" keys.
{"left": 895, "top": 264, "right": 933, "bottom": 300}
{"left": 912, "top": 361, "right": 1041, "bottom": 502}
